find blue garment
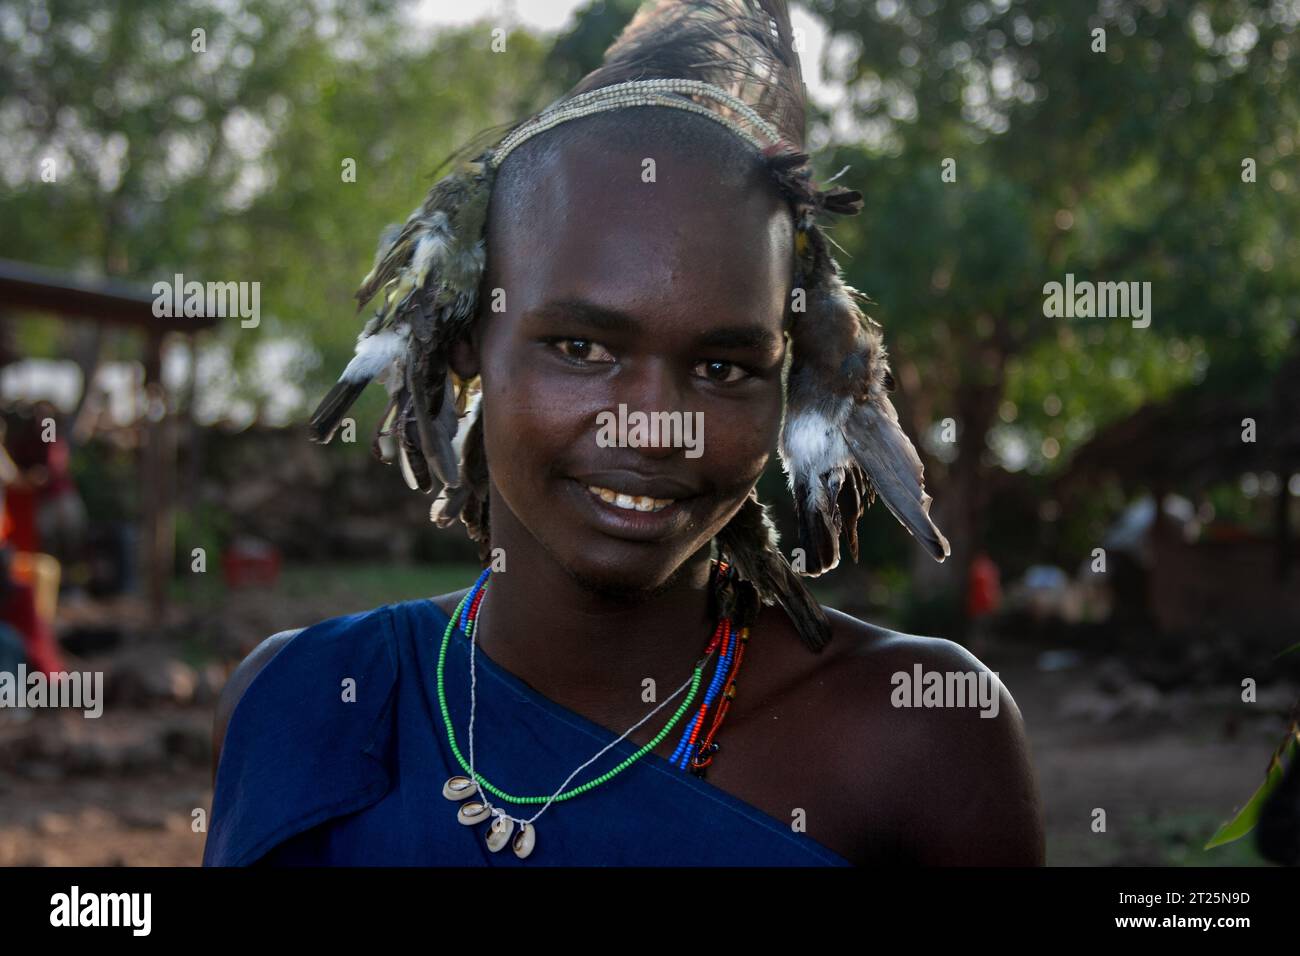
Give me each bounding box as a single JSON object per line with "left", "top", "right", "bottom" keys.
{"left": 0, "top": 621, "right": 26, "bottom": 674}
{"left": 203, "top": 596, "right": 853, "bottom": 866}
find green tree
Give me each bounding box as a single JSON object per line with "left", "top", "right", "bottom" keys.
{"left": 804, "top": 0, "right": 1300, "bottom": 598}
{"left": 0, "top": 0, "right": 554, "bottom": 429}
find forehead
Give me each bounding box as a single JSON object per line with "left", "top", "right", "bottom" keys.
{"left": 487, "top": 131, "right": 794, "bottom": 332}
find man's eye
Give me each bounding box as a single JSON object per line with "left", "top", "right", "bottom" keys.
{"left": 551, "top": 338, "right": 616, "bottom": 363}
{"left": 694, "top": 360, "right": 751, "bottom": 384}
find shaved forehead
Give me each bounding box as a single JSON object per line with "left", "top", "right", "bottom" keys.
{"left": 484, "top": 106, "right": 794, "bottom": 292}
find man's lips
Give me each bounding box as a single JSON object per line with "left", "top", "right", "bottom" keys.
{"left": 562, "top": 477, "right": 698, "bottom": 542}
{"left": 568, "top": 469, "right": 700, "bottom": 500}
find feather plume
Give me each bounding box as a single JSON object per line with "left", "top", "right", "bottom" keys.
{"left": 715, "top": 489, "right": 831, "bottom": 652}
{"left": 781, "top": 226, "right": 950, "bottom": 572}
{"left": 568, "top": 0, "right": 807, "bottom": 151}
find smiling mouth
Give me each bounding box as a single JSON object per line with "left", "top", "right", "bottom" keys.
{"left": 584, "top": 484, "right": 676, "bottom": 513}
{"left": 563, "top": 477, "right": 697, "bottom": 543}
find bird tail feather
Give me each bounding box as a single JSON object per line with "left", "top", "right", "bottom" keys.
{"left": 406, "top": 355, "right": 461, "bottom": 489}
{"left": 397, "top": 407, "right": 433, "bottom": 492}
{"left": 792, "top": 474, "right": 842, "bottom": 576}
{"left": 308, "top": 379, "right": 368, "bottom": 444}
{"left": 843, "top": 399, "right": 950, "bottom": 562}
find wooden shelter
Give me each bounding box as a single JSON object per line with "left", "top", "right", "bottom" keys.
{"left": 1056, "top": 349, "right": 1300, "bottom": 632}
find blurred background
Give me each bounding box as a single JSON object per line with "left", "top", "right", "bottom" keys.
{"left": 0, "top": 0, "right": 1297, "bottom": 866}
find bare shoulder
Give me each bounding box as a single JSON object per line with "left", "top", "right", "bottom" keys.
{"left": 210, "top": 629, "right": 303, "bottom": 783}
{"left": 818, "top": 606, "right": 1045, "bottom": 865}
{"left": 430, "top": 589, "right": 472, "bottom": 620}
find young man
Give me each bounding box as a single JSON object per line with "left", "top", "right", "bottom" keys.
{"left": 206, "top": 0, "right": 1043, "bottom": 867}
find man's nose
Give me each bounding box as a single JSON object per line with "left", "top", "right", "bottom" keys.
{"left": 617, "top": 354, "right": 687, "bottom": 409}
{"left": 619, "top": 358, "right": 690, "bottom": 458}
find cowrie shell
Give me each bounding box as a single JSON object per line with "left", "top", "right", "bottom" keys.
{"left": 457, "top": 801, "right": 491, "bottom": 825}
{"left": 512, "top": 822, "right": 536, "bottom": 859}
{"left": 443, "top": 775, "right": 478, "bottom": 801}
{"left": 485, "top": 815, "right": 515, "bottom": 853}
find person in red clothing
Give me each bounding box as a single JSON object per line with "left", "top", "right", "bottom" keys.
{"left": 965, "top": 551, "right": 1003, "bottom": 656}
{"left": 0, "top": 545, "right": 64, "bottom": 673}
{"left": 29, "top": 400, "right": 87, "bottom": 565}
{"left": 0, "top": 413, "right": 66, "bottom": 674}
{"left": 0, "top": 410, "right": 41, "bottom": 553}
{"left": 966, "top": 551, "right": 1003, "bottom": 617}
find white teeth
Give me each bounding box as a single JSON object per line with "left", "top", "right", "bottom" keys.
{"left": 585, "top": 485, "right": 675, "bottom": 513}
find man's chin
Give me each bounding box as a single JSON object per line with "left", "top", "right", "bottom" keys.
{"left": 561, "top": 551, "right": 699, "bottom": 606}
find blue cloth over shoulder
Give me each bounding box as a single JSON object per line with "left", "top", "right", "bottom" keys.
{"left": 202, "top": 597, "right": 853, "bottom": 866}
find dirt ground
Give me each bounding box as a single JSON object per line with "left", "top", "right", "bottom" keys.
{"left": 0, "top": 579, "right": 1287, "bottom": 866}
{"left": 991, "top": 645, "right": 1280, "bottom": 866}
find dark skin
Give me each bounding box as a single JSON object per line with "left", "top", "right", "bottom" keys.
{"left": 213, "top": 133, "right": 1045, "bottom": 865}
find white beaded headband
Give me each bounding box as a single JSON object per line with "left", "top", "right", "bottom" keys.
{"left": 488, "top": 78, "right": 784, "bottom": 170}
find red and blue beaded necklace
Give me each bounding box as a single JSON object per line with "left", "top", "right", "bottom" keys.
{"left": 452, "top": 557, "right": 754, "bottom": 776}
{"left": 438, "top": 557, "right": 757, "bottom": 858}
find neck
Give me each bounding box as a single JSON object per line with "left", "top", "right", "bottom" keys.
{"left": 469, "top": 489, "right": 718, "bottom": 729}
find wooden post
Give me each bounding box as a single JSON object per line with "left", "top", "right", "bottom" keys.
{"left": 139, "top": 329, "right": 174, "bottom": 625}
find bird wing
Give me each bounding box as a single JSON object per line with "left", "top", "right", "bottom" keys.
{"left": 841, "top": 396, "right": 950, "bottom": 562}
{"left": 309, "top": 160, "right": 490, "bottom": 484}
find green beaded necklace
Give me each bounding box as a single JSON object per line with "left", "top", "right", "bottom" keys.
{"left": 437, "top": 574, "right": 718, "bottom": 858}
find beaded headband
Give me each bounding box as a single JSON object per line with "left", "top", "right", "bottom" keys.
{"left": 489, "top": 78, "right": 783, "bottom": 169}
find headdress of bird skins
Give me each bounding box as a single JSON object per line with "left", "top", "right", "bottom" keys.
{"left": 306, "top": 0, "right": 949, "bottom": 653}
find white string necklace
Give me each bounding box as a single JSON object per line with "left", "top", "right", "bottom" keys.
{"left": 440, "top": 572, "right": 718, "bottom": 859}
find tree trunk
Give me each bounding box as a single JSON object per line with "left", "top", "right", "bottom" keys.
{"left": 909, "top": 376, "right": 1004, "bottom": 618}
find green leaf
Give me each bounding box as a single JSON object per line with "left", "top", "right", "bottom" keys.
{"left": 1205, "top": 734, "right": 1299, "bottom": 850}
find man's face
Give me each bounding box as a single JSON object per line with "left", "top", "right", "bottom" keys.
{"left": 470, "top": 136, "right": 793, "bottom": 596}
